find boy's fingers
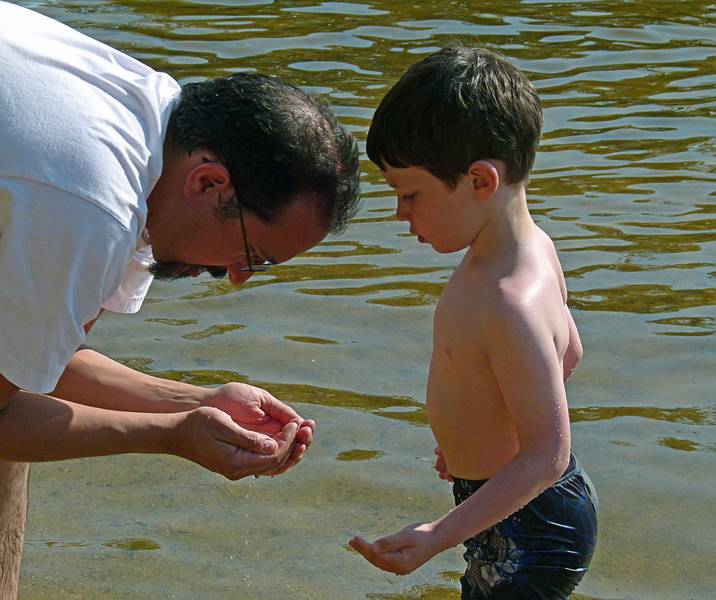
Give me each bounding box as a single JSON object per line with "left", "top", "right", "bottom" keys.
{"left": 349, "top": 537, "right": 368, "bottom": 558}
{"left": 351, "top": 533, "right": 404, "bottom": 555}
{"left": 373, "top": 534, "right": 404, "bottom": 554}
{"left": 350, "top": 536, "right": 380, "bottom": 559}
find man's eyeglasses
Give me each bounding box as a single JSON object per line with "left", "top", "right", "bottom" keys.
{"left": 237, "top": 203, "right": 271, "bottom": 272}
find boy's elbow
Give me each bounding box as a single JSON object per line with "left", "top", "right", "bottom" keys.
{"left": 541, "top": 440, "right": 571, "bottom": 486}
{"left": 521, "top": 441, "right": 571, "bottom": 489}
{"left": 553, "top": 446, "right": 571, "bottom": 478}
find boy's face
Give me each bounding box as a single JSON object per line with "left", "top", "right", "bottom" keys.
{"left": 382, "top": 165, "right": 482, "bottom": 254}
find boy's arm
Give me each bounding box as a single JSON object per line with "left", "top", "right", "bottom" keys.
{"left": 351, "top": 297, "right": 572, "bottom": 574}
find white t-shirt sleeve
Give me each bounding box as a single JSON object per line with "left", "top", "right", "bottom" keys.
{"left": 0, "top": 179, "right": 137, "bottom": 393}
{"left": 102, "top": 242, "right": 154, "bottom": 314}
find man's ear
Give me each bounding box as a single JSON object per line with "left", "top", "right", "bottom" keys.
{"left": 183, "top": 160, "right": 234, "bottom": 202}
{"left": 467, "top": 160, "right": 500, "bottom": 202}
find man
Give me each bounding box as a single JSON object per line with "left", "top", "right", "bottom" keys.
{"left": 0, "top": 2, "right": 360, "bottom": 597}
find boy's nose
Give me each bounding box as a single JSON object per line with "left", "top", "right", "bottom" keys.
{"left": 395, "top": 200, "right": 410, "bottom": 222}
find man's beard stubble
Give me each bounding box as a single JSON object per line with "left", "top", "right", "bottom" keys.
{"left": 147, "top": 261, "right": 228, "bottom": 281}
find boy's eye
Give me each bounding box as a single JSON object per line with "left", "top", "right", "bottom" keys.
{"left": 401, "top": 193, "right": 416, "bottom": 202}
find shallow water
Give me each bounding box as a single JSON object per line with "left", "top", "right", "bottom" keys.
{"left": 14, "top": 1, "right": 715, "bottom": 598}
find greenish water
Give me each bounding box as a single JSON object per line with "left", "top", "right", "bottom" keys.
{"left": 15, "top": 1, "right": 715, "bottom": 599}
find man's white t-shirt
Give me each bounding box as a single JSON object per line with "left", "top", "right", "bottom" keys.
{"left": 0, "top": 1, "right": 181, "bottom": 393}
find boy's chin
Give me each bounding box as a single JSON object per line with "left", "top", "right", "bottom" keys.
{"left": 430, "top": 241, "right": 469, "bottom": 254}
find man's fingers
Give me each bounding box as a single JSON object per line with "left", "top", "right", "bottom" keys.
{"left": 214, "top": 412, "right": 277, "bottom": 454}
{"left": 295, "top": 424, "right": 313, "bottom": 446}
{"left": 261, "top": 393, "right": 302, "bottom": 424}
{"left": 272, "top": 420, "right": 299, "bottom": 444}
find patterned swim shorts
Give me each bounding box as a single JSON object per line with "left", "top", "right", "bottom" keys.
{"left": 452, "top": 454, "right": 598, "bottom": 600}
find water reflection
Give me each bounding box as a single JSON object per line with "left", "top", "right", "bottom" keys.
{"left": 181, "top": 323, "right": 245, "bottom": 340}
{"left": 569, "top": 284, "right": 715, "bottom": 313}
{"left": 307, "top": 240, "right": 401, "bottom": 258}
{"left": 572, "top": 405, "right": 716, "bottom": 426}
{"left": 179, "top": 264, "right": 445, "bottom": 300}
{"left": 104, "top": 538, "right": 162, "bottom": 552}
{"left": 648, "top": 315, "right": 715, "bottom": 336}
{"left": 118, "top": 357, "right": 429, "bottom": 425}
{"left": 284, "top": 335, "right": 339, "bottom": 345}
{"left": 297, "top": 280, "right": 444, "bottom": 307}
{"left": 336, "top": 449, "right": 384, "bottom": 461}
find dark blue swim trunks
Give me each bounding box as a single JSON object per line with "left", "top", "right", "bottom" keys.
{"left": 451, "top": 454, "right": 598, "bottom": 600}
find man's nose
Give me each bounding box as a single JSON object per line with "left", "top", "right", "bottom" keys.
{"left": 228, "top": 266, "right": 254, "bottom": 286}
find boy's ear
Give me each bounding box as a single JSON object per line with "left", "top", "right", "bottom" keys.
{"left": 184, "top": 160, "right": 235, "bottom": 203}
{"left": 467, "top": 160, "right": 499, "bottom": 201}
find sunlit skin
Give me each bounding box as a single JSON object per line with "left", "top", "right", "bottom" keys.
{"left": 146, "top": 148, "right": 328, "bottom": 286}
{"left": 141, "top": 147, "right": 329, "bottom": 468}
{"left": 0, "top": 148, "right": 327, "bottom": 478}
{"left": 350, "top": 160, "right": 582, "bottom": 575}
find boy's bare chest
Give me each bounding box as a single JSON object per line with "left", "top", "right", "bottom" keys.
{"left": 428, "top": 276, "right": 500, "bottom": 409}
{"left": 432, "top": 274, "right": 487, "bottom": 363}
{"left": 427, "top": 276, "right": 519, "bottom": 477}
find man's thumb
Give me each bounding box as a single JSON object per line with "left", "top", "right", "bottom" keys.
{"left": 220, "top": 418, "right": 277, "bottom": 454}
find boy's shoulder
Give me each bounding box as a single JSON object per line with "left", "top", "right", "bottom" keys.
{"left": 436, "top": 256, "right": 529, "bottom": 344}
{"left": 438, "top": 239, "right": 564, "bottom": 346}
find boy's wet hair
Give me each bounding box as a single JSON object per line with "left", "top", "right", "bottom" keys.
{"left": 367, "top": 44, "right": 543, "bottom": 187}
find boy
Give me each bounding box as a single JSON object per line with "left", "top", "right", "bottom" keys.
{"left": 350, "top": 45, "right": 598, "bottom": 599}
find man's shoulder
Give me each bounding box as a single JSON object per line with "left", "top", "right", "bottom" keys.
{"left": 0, "top": 5, "right": 179, "bottom": 231}
{"left": 0, "top": 177, "right": 140, "bottom": 263}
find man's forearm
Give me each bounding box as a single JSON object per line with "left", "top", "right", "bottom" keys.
{"left": 0, "top": 390, "right": 178, "bottom": 462}
{"left": 52, "top": 348, "right": 206, "bottom": 412}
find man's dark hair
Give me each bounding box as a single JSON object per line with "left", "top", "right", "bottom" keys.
{"left": 367, "top": 44, "right": 543, "bottom": 187}
{"left": 167, "top": 73, "right": 360, "bottom": 232}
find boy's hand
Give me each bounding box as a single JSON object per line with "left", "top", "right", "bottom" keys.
{"left": 434, "top": 446, "right": 453, "bottom": 482}
{"left": 349, "top": 522, "right": 440, "bottom": 576}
